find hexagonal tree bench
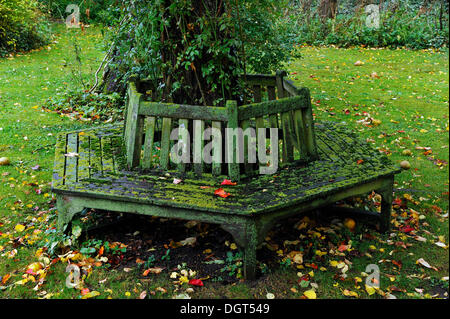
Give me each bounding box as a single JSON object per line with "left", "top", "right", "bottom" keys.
{"left": 52, "top": 71, "right": 401, "bottom": 279}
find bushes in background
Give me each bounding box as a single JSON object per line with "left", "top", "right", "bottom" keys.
{"left": 0, "top": 0, "right": 51, "bottom": 56}
{"left": 290, "top": 1, "right": 448, "bottom": 50}
{"left": 38, "top": 0, "right": 121, "bottom": 25}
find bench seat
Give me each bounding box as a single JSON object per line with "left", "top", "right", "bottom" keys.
{"left": 52, "top": 122, "right": 400, "bottom": 279}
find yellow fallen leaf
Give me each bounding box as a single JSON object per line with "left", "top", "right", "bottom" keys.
{"left": 365, "top": 285, "right": 376, "bottom": 296}
{"left": 343, "top": 289, "right": 358, "bottom": 298}
{"left": 304, "top": 289, "right": 316, "bottom": 299}
{"left": 15, "top": 224, "right": 25, "bottom": 232}
{"left": 82, "top": 291, "right": 100, "bottom": 299}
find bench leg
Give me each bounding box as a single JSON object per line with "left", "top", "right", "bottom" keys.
{"left": 242, "top": 220, "right": 258, "bottom": 280}
{"left": 379, "top": 178, "right": 394, "bottom": 233}
{"left": 221, "top": 218, "right": 259, "bottom": 280}
{"left": 56, "top": 195, "right": 84, "bottom": 231}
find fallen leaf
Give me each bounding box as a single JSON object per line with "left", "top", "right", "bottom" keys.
{"left": 416, "top": 258, "right": 438, "bottom": 271}
{"left": 188, "top": 279, "right": 204, "bottom": 287}
{"left": 221, "top": 179, "right": 237, "bottom": 186}
{"left": 214, "top": 188, "right": 230, "bottom": 198}
{"left": 303, "top": 289, "right": 316, "bottom": 299}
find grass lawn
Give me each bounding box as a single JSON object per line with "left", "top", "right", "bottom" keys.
{"left": 0, "top": 24, "right": 448, "bottom": 299}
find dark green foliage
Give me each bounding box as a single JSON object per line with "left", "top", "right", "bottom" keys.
{"left": 291, "top": 1, "right": 448, "bottom": 49}
{"left": 38, "top": 0, "right": 121, "bottom": 25}
{"left": 101, "top": 0, "right": 299, "bottom": 105}
{"left": 0, "top": 0, "right": 51, "bottom": 56}
{"left": 43, "top": 88, "right": 124, "bottom": 121}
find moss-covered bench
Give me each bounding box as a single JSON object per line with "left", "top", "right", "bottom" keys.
{"left": 52, "top": 71, "right": 401, "bottom": 279}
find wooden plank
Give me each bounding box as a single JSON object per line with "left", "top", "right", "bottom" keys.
{"left": 255, "top": 115, "right": 266, "bottom": 167}
{"left": 177, "top": 119, "right": 189, "bottom": 173}
{"left": 77, "top": 133, "right": 91, "bottom": 181}
{"left": 125, "top": 82, "right": 143, "bottom": 168}
{"left": 111, "top": 135, "right": 122, "bottom": 173}
{"left": 302, "top": 103, "right": 318, "bottom": 160}
{"left": 89, "top": 135, "right": 103, "bottom": 177}
{"left": 244, "top": 74, "right": 277, "bottom": 87}
{"left": 193, "top": 120, "right": 204, "bottom": 175}
{"left": 142, "top": 116, "right": 156, "bottom": 169}
{"left": 275, "top": 70, "right": 287, "bottom": 99}
{"left": 254, "top": 84, "right": 265, "bottom": 166}
{"left": 64, "top": 133, "right": 78, "bottom": 184}
{"left": 280, "top": 112, "right": 294, "bottom": 163}
{"left": 226, "top": 100, "right": 240, "bottom": 182}
{"left": 238, "top": 95, "right": 308, "bottom": 121}
{"left": 101, "top": 135, "right": 115, "bottom": 175}
{"left": 211, "top": 121, "right": 222, "bottom": 176}
{"left": 240, "top": 119, "right": 253, "bottom": 175}
{"left": 52, "top": 133, "right": 67, "bottom": 188}
{"left": 283, "top": 78, "right": 300, "bottom": 97}
{"left": 140, "top": 102, "right": 228, "bottom": 122}
{"left": 293, "top": 109, "right": 308, "bottom": 160}
{"left": 160, "top": 117, "right": 172, "bottom": 170}
{"left": 268, "top": 113, "right": 280, "bottom": 165}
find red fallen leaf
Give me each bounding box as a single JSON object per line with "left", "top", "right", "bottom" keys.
{"left": 214, "top": 188, "right": 230, "bottom": 198}
{"left": 189, "top": 279, "right": 204, "bottom": 287}
{"left": 357, "top": 159, "right": 364, "bottom": 165}
{"left": 392, "top": 260, "right": 402, "bottom": 269}
{"left": 399, "top": 225, "right": 415, "bottom": 233}
{"left": 344, "top": 109, "right": 350, "bottom": 115}
{"left": 392, "top": 197, "right": 403, "bottom": 207}
{"left": 1, "top": 273, "right": 11, "bottom": 285}
{"left": 25, "top": 269, "right": 37, "bottom": 275}
{"left": 338, "top": 244, "right": 348, "bottom": 252}
{"left": 81, "top": 288, "right": 90, "bottom": 295}
{"left": 221, "top": 179, "right": 237, "bottom": 186}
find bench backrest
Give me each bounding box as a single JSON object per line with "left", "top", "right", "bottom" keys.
{"left": 124, "top": 71, "right": 318, "bottom": 181}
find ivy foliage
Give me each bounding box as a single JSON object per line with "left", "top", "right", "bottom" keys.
{"left": 101, "top": 0, "right": 299, "bottom": 106}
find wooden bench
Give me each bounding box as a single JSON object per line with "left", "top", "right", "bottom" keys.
{"left": 52, "top": 71, "right": 401, "bottom": 279}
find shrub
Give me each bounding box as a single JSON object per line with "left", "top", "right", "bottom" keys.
{"left": 293, "top": 6, "right": 449, "bottom": 50}
{"left": 38, "top": 0, "right": 121, "bottom": 25}
{"left": 0, "top": 0, "right": 51, "bottom": 56}
{"left": 43, "top": 88, "right": 124, "bottom": 121}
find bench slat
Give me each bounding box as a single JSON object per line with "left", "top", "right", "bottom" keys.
{"left": 240, "top": 119, "right": 253, "bottom": 175}
{"left": 280, "top": 112, "right": 294, "bottom": 163}
{"left": 65, "top": 133, "right": 78, "bottom": 184}
{"left": 177, "top": 119, "right": 189, "bottom": 173}
{"left": 193, "top": 120, "right": 205, "bottom": 175}
{"left": 52, "top": 133, "right": 67, "bottom": 188}
{"left": 160, "top": 117, "right": 172, "bottom": 170}
{"left": 90, "top": 135, "right": 103, "bottom": 177}
{"left": 211, "top": 121, "right": 222, "bottom": 176}
{"left": 293, "top": 109, "right": 308, "bottom": 160}
{"left": 78, "top": 133, "right": 91, "bottom": 181}
{"left": 102, "top": 136, "right": 115, "bottom": 175}
{"left": 226, "top": 100, "right": 240, "bottom": 182}
{"left": 142, "top": 116, "right": 156, "bottom": 169}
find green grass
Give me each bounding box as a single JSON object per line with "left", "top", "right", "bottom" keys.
{"left": 0, "top": 25, "right": 448, "bottom": 299}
